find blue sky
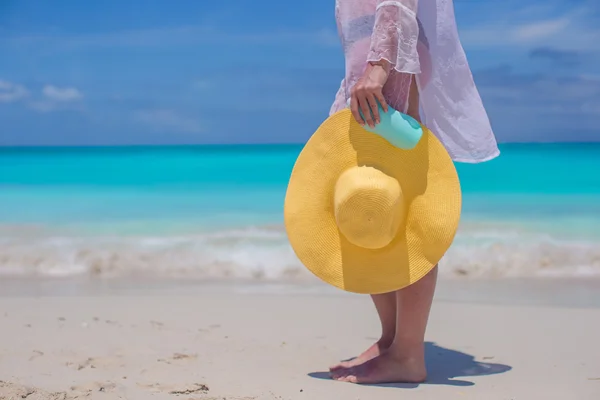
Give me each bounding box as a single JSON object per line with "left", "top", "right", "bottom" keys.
{"left": 0, "top": 0, "right": 599, "bottom": 146}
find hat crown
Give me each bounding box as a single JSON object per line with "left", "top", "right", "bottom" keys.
{"left": 333, "top": 166, "right": 404, "bottom": 250}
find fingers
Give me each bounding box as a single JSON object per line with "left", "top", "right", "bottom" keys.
{"left": 350, "top": 92, "right": 364, "bottom": 126}
{"left": 366, "top": 93, "right": 380, "bottom": 125}
{"left": 350, "top": 86, "right": 387, "bottom": 128}
{"left": 374, "top": 90, "right": 388, "bottom": 113}
{"left": 358, "top": 94, "right": 374, "bottom": 128}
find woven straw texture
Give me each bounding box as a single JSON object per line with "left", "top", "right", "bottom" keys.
{"left": 284, "top": 109, "right": 461, "bottom": 294}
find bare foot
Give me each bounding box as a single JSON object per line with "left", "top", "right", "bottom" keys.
{"left": 329, "top": 339, "right": 392, "bottom": 371}
{"left": 330, "top": 351, "right": 427, "bottom": 384}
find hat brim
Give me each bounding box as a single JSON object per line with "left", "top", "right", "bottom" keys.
{"left": 284, "top": 109, "right": 461, "bottom": 294}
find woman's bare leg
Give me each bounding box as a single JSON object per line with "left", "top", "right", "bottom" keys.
{"left": 331, "top": 266, "right": 437, "bottom": 383}
{"left": 331, "top": 76, "right": 438, "bottom": 383}
{"left": 370, "top": 292, "right": 398, "bottom": 347}
{"left": 330, "top": 76, "right": 423, "bottom": 373}
{"left": 330, "top": 292, "right": 396, "bottom": 370}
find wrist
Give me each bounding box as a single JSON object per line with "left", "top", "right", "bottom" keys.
{"left": 368, "top": 60, "right": 391, "bottom": 73}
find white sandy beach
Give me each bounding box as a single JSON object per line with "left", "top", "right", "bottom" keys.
{"left": 0, "top": 279, "right": 599, "bottom": 400}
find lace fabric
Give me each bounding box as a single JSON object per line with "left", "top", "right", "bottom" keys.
{"left": 367, "top": 0, "right": 420, "bottom": 74}
{"left": 331, "top": 0, "right": 500, "bottom": 163}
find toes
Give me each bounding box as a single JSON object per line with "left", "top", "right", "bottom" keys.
{"left": 330, "top": 370, "right": 345, "bottom": 380}
{"left": 329, "top": 362, "right": 350, "bottom": 371}
{"left": 330, "top": 367, "right": 353, "bottom": 381}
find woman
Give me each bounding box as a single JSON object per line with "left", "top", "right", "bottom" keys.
{"left": 328, "top": 0, "right": 500, "bottom": 384}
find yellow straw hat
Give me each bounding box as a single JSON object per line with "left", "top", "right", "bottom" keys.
{"left": 284, "top": 106, "right": 461, "bottom": 294}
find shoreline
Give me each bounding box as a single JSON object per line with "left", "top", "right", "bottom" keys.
{"left": 1, "top": 276, "right": 600, "bottom": 309}
{"left": 3, "top": 222, "right": 600, "bottom": 282}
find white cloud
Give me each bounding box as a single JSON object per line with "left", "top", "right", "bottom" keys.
{"left": 42, "top": 85, "right": 83, "bottom": 102}
{"left": 133, "top": 109, "right": 204, "bottom": 134}
{"left": 459, "top": 4, "right": 599, "bottom": 51}
{"left": 0, "top": 80, "right": 82, "bottom": 112}
{"left": 475, "top": 68, "right": 600, "bottom": 142}
{"left": 0, "top": 80, "right": 29, "bottom": 103}
{"left": 22, "top": 84, "right": 84, "bottom": 113}
{"left": 511, "top": 17, "right": 571, "bottom": 41}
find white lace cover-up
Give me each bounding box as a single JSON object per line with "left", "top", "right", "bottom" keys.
{"left": 330, "top": 0, "right": 500, "bottom": 163}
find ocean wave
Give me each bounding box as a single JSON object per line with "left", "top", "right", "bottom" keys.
{"left": 1, "top": 223, "right": 599, "bottom": 280}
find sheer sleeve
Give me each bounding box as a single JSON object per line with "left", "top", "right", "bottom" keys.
{"left": 367, "top": 0, "right": 421, "bottom": 74}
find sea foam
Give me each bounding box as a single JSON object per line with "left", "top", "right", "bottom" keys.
{"left": 1, "top": 222, "right": 599, "bottom": 281}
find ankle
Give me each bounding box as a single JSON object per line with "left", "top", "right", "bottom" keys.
{"left": 377, "top": 335, "right": 395, "bottom": 349}
{"left": 387, "top": 339, "right": 425, "bottom": 360}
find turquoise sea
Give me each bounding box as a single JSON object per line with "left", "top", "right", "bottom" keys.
{"left": 1, "top": 143, "right": 599, "bottom": 280}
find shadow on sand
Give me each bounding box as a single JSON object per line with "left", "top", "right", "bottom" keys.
{"left": 308, "top": 341, "right": 512, "bottom": 388}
